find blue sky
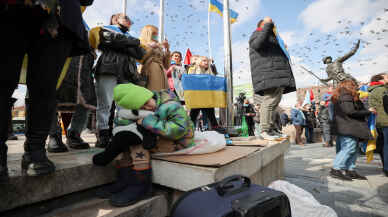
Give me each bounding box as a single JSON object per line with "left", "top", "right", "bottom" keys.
{"left": 13, "top": 0, "right": 388, "bottom": 106}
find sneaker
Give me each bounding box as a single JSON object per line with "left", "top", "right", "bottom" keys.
{"left": 47, "top": 134, "right": 69, "bottom": 153}
{"left": 259, "top": 131, "right": 280, "bottom": 141}
{"left": 67, "top": 130, "right": 90, "bottom": 150}
{"left": 21, "top": 151, "right": 56, "bottom": 176}
{"left": 330, "top": 168, "right": 352, "bottom": 181}
{"left": 346, "top": 170, "right": 367, "bottom": 180}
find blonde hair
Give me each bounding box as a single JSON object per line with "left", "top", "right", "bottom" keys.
{"left": 190, "top": 55, "right": 201, "bottom": 65}
{"left": 140, "top": 25, "right": 158, "bottom": 45}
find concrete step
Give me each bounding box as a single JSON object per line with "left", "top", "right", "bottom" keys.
{"left": 38, "top": 195, "right": 168, "bottom": 217}
{"left": 2, "top": 134, "right": 289, "bottom": 213}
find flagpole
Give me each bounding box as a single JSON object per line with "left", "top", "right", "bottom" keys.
{"left": 223, "top": 0, "right": 234, "bottom": 128}
{"left": 159, "top": 0, "right": 165, "bottom": 42}
{"left": 122, "top": 0, "right": 127, "bottom": 15}
{"left": 208, "top": 0, "right": 212, "bottom": 60}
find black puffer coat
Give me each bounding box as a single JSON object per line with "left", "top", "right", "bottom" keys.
{"left": 94, "top": 27, "right": 146, "bottom": 85}
{"left": 333, "top": 91, "right": 371, "bottom": 140}
{"left": 249, "top": 23, "right": 296, "bottom": 95}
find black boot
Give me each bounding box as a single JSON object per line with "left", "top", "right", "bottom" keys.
{"left": 0, "top": 145, "right": 9, "bottom": 183}
{"left": 95, "top": 129, "right": 110, "bottom": 148}
{"left": 22, "top": 149, "right": 55, "bottom": 176}
{"left": 67, "top": 130, "right": 90, "bottom": 150}
{"left": 109, "top": 169, "right": 153, "bottom": 207}
{"left": 47, "top": 134, "right": 68, "bottom": 153}
{"left": 96, "top": 167, "right": 132, "bottom": 199}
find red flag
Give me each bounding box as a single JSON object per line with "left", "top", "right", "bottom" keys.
{"left": 310, "top": 89, "right": 314, "bottom": 101}
{"left": 184, "top": 48, "right": 192, "bottom": 65}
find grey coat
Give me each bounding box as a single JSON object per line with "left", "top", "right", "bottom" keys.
{"left": 249, "top": 23, "right": 296, "bottom": 96}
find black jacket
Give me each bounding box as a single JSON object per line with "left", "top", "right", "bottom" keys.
{"left": 59, "top": 0, "right": 94, "bottom": 56}
{"left": 249, "top": 23, "right": 296, "bottom": 95}
{"left": 303, "top": 110, "right": 316, "bottom": 128}
{"left": 94, "top": 27, "right": 145, "bottom": 85}
{"left": 333, "top": 92, "right": 371, "bottom": 140}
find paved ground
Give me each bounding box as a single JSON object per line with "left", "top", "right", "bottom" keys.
{"left": 285, "top": 143, "right": 388, "bottom": 217}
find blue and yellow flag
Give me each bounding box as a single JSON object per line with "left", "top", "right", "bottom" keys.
{"left": 361, "top": 113, "right": 377, "bottom": 163}
{"left": 209, "top": 0, "right": 239, "bottom": 24}
{"left": 182, "top": 74, "right": 227, "bottom": 109}
{"left": 358, "top": 85, "right": 369, "bottom": 100}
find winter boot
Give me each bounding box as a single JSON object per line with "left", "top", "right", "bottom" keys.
{"left": 109, "top": 169, "right": 153, "bottom": 207}
{"left": 0, "top": 145, "right": 9, "bottom": 183}
{"left": 66, "top": 130, "right": 90, "bottom": 150}
{"left": 96, "top": 167, "right": 132, "bottom": 199}
{"left": 95, "top": 129, "right": 110, "bottom": 148}
{"left": 21, "top": 149, "right": 56, "bottom": 176}
{"left": 47, "top": 133, "right": 68, "bottom": 153}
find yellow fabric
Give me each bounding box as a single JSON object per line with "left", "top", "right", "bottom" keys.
{"left": 19, "top": 54, "right": 28, "bottom": 84}
{"left": 366, "top": 128, "right": 377, "bottom": 163}
{"left": 184, "top": 90, "right": 226, "bottom": 109}
{"left": 56, "top": 58, "right": 72, "bottom": 90}
{"left": 89, "top": 26, "right": 102, "bottom": 50}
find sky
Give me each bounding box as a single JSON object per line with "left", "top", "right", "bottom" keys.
{"left": 13, "top": 0, "right": 388, "bottom": 107}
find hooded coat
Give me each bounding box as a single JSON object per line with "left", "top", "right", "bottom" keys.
{"left": 368, "top": 83, "right": 388, "bottom": 127}
{"left": 249, "top": 23, "right": 296, "bottom": 96}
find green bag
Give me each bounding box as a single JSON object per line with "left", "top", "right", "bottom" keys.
{"left": 241, "top": 116, "right": 249, "bottom": 137}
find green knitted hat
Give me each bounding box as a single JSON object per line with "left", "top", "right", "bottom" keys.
{"left": 113, "top": 83, "right": 154, "bottom": 110}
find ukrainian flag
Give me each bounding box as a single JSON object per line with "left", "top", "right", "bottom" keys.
{"left": 358, "top": 85, "right": 369, "bottom": 100}
{"left": 209, "top": 0, "right": 239, "bottom": 24}
{"left": 182, "top": 74, "right": 227, "bottom": 109}
{"left": 361, "top": 114, "right": 377, "bottom": 163}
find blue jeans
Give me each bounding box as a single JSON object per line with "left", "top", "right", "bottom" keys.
{"left": 333, "top": 136, "right": 359, "bottom": 171}
{"left": 381, "top": 128, "right": 388, "bottom": 172}
{"left": 95, "top": 75, "right": 117, "bottom": 130}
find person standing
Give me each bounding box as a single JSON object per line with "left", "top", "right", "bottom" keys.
{"left": 318, "top": 100, "right": 334, "bottom": 147}
{"left": 249, "top": 17, "right": 296, "bottom": 140}
{"left": 243, "top": 99, "right": 256, "bottom": 136}
{"left": 89, "top": 13, "right": 145, "bottom": 148}
{"left": 138, "top": 25, "right": 170, "bottom": 92}
{"left": 330, "top": 80, "right": 371, "bottom": 181}
{"left": 0, "top": 0, "right": 94, "bottom": 180}
{"left": 368, "top": 73, "right": 388, "bottom": 177}
{"left": 291, "top": 103, "right": 305, "bottom": 145}
{"left": 165, "top": 51, "right": 186, "bottom": 103}
{"left": 302, "top": 104, "right": 315, "bottom": 144}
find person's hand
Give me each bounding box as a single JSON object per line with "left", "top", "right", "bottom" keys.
{"left": 137, "top": 118, "right": 144, "bottom": 125}
{"left": 162, "top": 39, "right": 170, "bottom": 50}
{"left": 369, "top": 108, "right": 377, "bottom": 114}
{"left": 263, "top": 16, "right": 273, "bottom": 24}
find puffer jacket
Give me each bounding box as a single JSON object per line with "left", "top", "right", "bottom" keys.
{"left": 249, "top": 23, "right": 296, "bottom": 95}
{"left": 333, "top": 91, "right": 371, "bottom": 140}
{"left": 89, "top": 25, "right": 146, "bottom": 84}
{"left": 368, "top": 84, "right": 388, "bottom": 127}
{"left": 141, "top": 90, "right": 195, "bottom": 150}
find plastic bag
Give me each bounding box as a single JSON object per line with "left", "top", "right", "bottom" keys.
{"left": 241, "top": 116, "right": 249, "bottom": 137}
{"left": 152, "top": 131, "right": 226, "bottom": 156}
{"left": 269, "top": 180, "right": 337, "bottom": 217}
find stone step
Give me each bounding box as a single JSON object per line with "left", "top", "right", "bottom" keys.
{"left": 37, "top": 195, "right": 168, "bottom": 217}
{"left": 2, "top": 134, "right": 289, "bottom": 213}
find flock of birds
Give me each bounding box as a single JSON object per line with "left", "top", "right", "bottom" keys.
{"left": 92, "top": 2, "right": 388, "bottom": 83}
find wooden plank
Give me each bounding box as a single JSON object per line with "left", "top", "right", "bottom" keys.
{"left": 229, "top": 136, "right": 257, "bottom": 141}
{"left": 152, "top": 146, "right": 260, "bottom": 167}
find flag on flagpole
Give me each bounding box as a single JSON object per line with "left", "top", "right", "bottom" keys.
{"left": 310, "top": 89, "right": 314, "bottom": 101}
{"left": 184, "top": 48, "right": 192, "bottom": 65}
{"left": 209, "top": 0, "right": 239, "bottom": 24}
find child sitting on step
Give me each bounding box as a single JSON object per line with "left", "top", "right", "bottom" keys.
{"left": 92, "top": 83, "right": 195, "bottom": 207}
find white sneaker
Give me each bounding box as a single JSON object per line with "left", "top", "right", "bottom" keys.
{"left": 260, "top": 131, "right": 280, "bottom": 141}
{"left": 271, "top": 130, "right": 288, "bottom": 139}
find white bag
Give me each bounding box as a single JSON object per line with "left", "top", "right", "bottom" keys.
{"left": 269, "top": 180, "right": 337, "bottom": 217}
{"left": 152, "top": 131, "right": 226, "bottom": 156}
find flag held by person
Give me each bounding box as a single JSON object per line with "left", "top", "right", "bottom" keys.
{"left": 182, "top": 74, "right": 226, "bottom": 109}
{"left": 209, "top": 0, "right": 239, "bottom": 24}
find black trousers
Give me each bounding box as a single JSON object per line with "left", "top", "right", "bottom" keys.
{"left": 190, "top": 108, "right": 219, "bottom": 128}
{"left": 0, "top": 7, "right": 72, "bottom": 153}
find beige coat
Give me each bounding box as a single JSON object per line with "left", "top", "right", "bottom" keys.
{"left": 139, "top": 44, "right": 170, "bottom": 91}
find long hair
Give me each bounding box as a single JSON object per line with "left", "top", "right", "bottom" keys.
{"left": 139, "top": 25, "right": 158, "bottom": 45}
{"left": 332, "top": 80, "right": 359, "bottom": 103}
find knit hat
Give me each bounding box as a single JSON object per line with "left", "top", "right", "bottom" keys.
{"left": 113, "top": 83, "right": 154, "bottom": 110}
